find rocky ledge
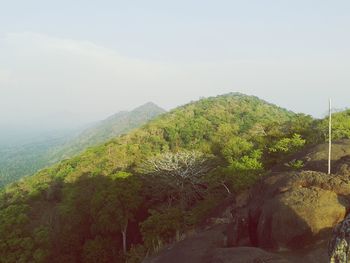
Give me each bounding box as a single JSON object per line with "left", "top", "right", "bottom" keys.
{"left": 144, "top": 142, "right": 350, "bottom": 263}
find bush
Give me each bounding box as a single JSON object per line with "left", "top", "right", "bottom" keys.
{"left": 269, "top": 134, "right": 306, "bottom": 154}
{"left": 285, "top": 159, "right": 304, "bottom": 170}
{"left": 125, "top": 245, "right": 146, "bottom": 263}
{"left": 140, "top": 208, "right": 185, "bottom": 253}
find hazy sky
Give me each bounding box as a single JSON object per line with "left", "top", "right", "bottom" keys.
{"left": 1, "top": 0, "right": 350, "bottom": 131}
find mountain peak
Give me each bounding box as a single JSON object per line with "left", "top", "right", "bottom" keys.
{"left": 132, "top": 102, "right": 166, "bottom": 114}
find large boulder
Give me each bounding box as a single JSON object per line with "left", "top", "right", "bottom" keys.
{"left": 271, "top": 139, "right": 350, "bottom": 174}
{"left": 249, "top": 171, "right": 350, "bottom": 250}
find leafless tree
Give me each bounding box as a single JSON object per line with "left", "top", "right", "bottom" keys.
{"left": 140, "top": 151, "right": 212, "bottom": 208}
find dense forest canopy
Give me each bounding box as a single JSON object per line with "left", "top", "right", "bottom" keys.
{"left": 0, "top": 103, "right": 165, "bottom": 188}
{"left": 1, "top": 93, "right": 349, "bottom": 263}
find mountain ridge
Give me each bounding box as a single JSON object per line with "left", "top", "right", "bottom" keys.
{"left": 46, "top": 102, "right": 166, "bottom": 163}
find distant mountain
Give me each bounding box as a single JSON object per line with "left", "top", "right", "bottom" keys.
{"left": 47, "top": 102, "right": 166, "bottom": 162}
{"left": 0, "top": 102, "right": 165, "bottom": 187}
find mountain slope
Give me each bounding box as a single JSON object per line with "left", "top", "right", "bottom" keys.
{"left": 0, "top": 131, "right": 74, "bottom": 188}
{"left": 47, "top": 102, "right": 166, "bottom": 163}
{"left": 0, "top": 102, "right": 165, "bottom": 188}
{"left": 0, "top": 93, "right": 319, "bottom": 263}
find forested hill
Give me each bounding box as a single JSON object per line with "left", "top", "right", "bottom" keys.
{"left": 0, "top": 93, "right": 329, "bottom": 263}
{"left": 0, "top": 102, "right": 165, "bottom": 188}
{"left": 47, "top": 102, "right": 166, "bottom": 163}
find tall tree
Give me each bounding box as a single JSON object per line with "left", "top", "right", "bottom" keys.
{"left": 91, "top": 172, "right": 141, "bottom": 254}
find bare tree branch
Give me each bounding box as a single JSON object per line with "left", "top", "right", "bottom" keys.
{"left": 140, "top": 151, "right": 212, "bottom": 209}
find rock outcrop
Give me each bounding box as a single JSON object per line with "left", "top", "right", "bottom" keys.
{"left": 272, "top": 139, "right": 350, "bottom": 174}
{"left": 143, "top": 141, "right": 350, "bottom": 263}
{"left": 143, "top": 225, "right": 227, "bottom": 263}
{"left": 248, "top": 171, "right": 350, "bottom": 250}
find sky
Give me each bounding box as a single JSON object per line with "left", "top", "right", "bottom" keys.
{"left": 1, "top": 0, "right": 350, "bottom": 132}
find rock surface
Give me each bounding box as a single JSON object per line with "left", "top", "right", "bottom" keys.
{"left": 143, "top": 225, "right": 226, "bottom": 263}
{"left": 328, "top": 213, "right": 350, "bottom": 263}
{"left": 249, "top": 171, "right": 350, "bottom": 249}
{"left": 143, "top": 225, "right": 329, "bottom": 263}
{"left": 211, "top": 247, "right": 289, "bottom": 263}
{"left": 272, "top": 139, "right": 350, "bottom": 174}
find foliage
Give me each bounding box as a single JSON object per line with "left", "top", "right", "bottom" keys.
{"left": 229, "top": 150, "right": 263, "bottom": 172}
{"left": 221, "top": 137, "right": 253, "bottom": 163}
{"left": 265, "top": 133, "right": 306, "bottom": 167}
{"left": 319, "top": 109, "right": 350, "bottom": 140}
{"left": 285, "top": 159, "right": 305, "bottom": 170}
{"left": 140, "top": 208, "right": 185, "bottom": 252}
{"left": 0, "top": 93, "right": 326, "bottom": 263}
{"left": 125, "top": 245, "right": 147, "bottom": 263}
{"left": 82, "top": 236, "right": 114, "bottom": 263}
{"left": 269, "top": 134, "right": 306, "bottom": 154}
{"left": 0, "top": 103, "right": 165, "bottom": 188}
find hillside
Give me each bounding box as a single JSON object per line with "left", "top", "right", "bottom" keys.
{"left": 46, "top": 102, "right": 166, "bottom": 163}
{"left": 0, "top": 131, "right": 73, "bottom": 188}
{"left": 0, "top": 103, "right": 165, "bottom": 188}
{"left": 0, "top": 93, "right": 330, "bottom": 263}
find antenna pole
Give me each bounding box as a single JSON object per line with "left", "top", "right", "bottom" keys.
{"left": 328, "top": 98, "right": 332, "bottom": 175}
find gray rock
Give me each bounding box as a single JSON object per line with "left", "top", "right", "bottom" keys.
{"left": 328, "top": 213, "right": 350, "bottom": 263}
{"left": 211, "top": 247, "right": 290, "bottom": 263}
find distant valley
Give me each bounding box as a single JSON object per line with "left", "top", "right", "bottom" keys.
{"left": 0, "top": 102, "right": 165, "bottom": 187}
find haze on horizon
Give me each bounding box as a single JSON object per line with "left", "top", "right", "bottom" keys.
{"left": 1, "top": 0, "right": 350, "bottom": 134}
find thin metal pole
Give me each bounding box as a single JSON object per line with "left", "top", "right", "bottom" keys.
{"left": 328, "top": 98, "right": 332, "bottom": 175}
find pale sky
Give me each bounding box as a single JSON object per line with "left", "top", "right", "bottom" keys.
{"left": 1, "top": 0, "right": 350, "bottom": 131}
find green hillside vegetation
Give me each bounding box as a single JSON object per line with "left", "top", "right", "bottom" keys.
{"left": 320, "top": 108, "right": 350, "bottom": 140}
{"left": 1, "top": 93, "right": 344, "bottom": 263}
{"left": 0, "top": 103, "right": 165, "bottom": 188}
{"left": 0, "top": 135, "right": 69, "bottom": 189}
{"left": 47, "top": 102, "right": 166, "bottom": 163}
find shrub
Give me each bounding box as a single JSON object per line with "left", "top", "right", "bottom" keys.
{"left": 285, "top": 159, "right": 304, "bottom": 170}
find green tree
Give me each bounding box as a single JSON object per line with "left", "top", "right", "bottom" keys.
{"left": 221, "top": 137, "right": 253, "bottom": 163}
{"left": 140, "top": 208, "right": 185, "bottom": 252}
{"left": 319, "top": 109, "right": 350, "bottom": 140}
{"left": 82, "top": 236, "right": 114, "bottom": 263}
{"left": 91, "top": 172, "right": 141, "bottom": 254}
{"left": 269, "top": 133, "right": 306, "bottom": 154}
